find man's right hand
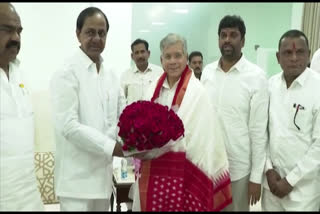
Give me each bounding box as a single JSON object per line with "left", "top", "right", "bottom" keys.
{"left": 112, "top": 142, "right": 124, "bottom": 157}
{"left": 266, "top": 169, "right": 281, "bottom": 194}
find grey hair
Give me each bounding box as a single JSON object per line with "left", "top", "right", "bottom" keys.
{"left": 160, "top": 33, "right": 188, "bottom": 56}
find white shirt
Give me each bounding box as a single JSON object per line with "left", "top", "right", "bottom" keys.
{"left": 50, "top": 48, "right": 126, "bottom": 198}
{"left": 201, "top": 55, "right": 269, "bottom": 183}
{"left": 265, "top": 68, "right": 320, "bottom": 200}
{"left": 0, "top": 60, "right": 44, "bottom": 210}
{"left": 121, "top": 63, "right": 163, "bottom": 105}
{"left": 0, "top": 59, "right": 32, "bottom": 119}
{"left": 310, "top": 48, "right": 320, "bottom": 73}
{"left": 156, "top": 78, "right": 179, "bottom": 108}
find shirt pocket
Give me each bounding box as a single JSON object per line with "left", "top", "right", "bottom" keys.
{"left": 291, "top": 104, "right": 311, "bottom": 132}
{"left": 127, "top": 81, "right": 143, "bottom": 103}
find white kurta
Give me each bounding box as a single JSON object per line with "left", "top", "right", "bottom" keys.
{"left": 50, "top": 48, "right": 125, "bottom": 199}
{"left": 121, "top": 63, "right": 163, "bottom": 105}
{"left": 0, "top": 60, "right": 44, "bottom": 211}
{"left": 264, "top": 68, "right": 320, "bottom": 202}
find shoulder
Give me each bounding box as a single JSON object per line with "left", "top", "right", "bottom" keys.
{"left": 201, "top": 60, "right": 219, "bottom": 82}
{"left": 188, "top": 74, "right": 207, "bottom": 97}
{"left": 150, "top": 63, "right": 163, "bottom": 73}
{"left": 51, "top": 53, "right": 81, "bottom": 87}
{"left": 242, "top": 57, "right": 266, "bottom": 77}
{"left": 306, "top": 68, "right": 320, "bottom": 84}
{"left": 203, "top": 61, "right": 218, "bottom": 72}
{"left": 268, "top": 72, "right": 282, "bottom": 87}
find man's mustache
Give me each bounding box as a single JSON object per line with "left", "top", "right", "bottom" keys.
{"left": 6, "top": 41, "right": 20, "bottom": 49}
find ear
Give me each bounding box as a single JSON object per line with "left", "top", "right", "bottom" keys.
{"left": 76, "top": 29, "right": 81, "bottom": 42}
{"left": 131, "top": 53, "right": 134, "bottom": 60}
{"left": 276, "top": 51, "right": 280, "bottom": 64}
{"left": 147, "top": 50, "right": 151, "bottom": 58}
{"left": 241, "top": 37, "right": 245, "bottom": 48}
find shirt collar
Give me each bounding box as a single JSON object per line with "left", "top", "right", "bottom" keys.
{"left": 133, "top": 63, "right": 152, "bottom": 73}
{"left": 217, "top": 54, "right": 246, "bottom": 73}
{"left": 282, "top": 67, "right": 309, "bottom": 87}
{"left": 76, "top": 47, "right": 104, "bottom": 71}
{"left": 0, "top": 58, "right": 20, "bottom": 83}
{"left": 162, "top": 76, "right": 180, "bottom": 90}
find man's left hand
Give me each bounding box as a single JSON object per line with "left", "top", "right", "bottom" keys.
{"left": 273, "top": 178, "right": 293, "bottom": 198}
{"left": 248, "top": 182, "right": 261, "bottom": 206}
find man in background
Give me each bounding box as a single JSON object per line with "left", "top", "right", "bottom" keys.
{"left": 188, "top": 51, "right": 203, "bottom": 80}
{"left": 201, "top": 15, "right": 268, "bottom": 211}
{"left": 0, "top": 3, "right": 44, "bottom": 211}
{"left": 121, "top": 38, "right": 163, "bottom": 105}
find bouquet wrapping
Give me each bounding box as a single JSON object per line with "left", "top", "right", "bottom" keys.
{"left": 117, "top": 100, "right": 184, "bottom": 159}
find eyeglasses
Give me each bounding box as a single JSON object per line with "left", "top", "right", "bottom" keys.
{"left": 293, "top": 103, "right": 304, "bottom": 130}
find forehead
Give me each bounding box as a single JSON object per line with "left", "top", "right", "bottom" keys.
{"left": 133, "top": 43, "right": 147, "bottom": 51}
{"left": 191, "top": 56, "right": 202, "bottom": 62}
{"left": 82, "top": 13, "right": 106, "bottom": 29}
{"left": 220, "top": 27, "right": 240, "bottom": 34}
{"left": 163, "top": 42, "right": 184, "bottom": 54}
{"left": 0, "top": 10, "right": 21, "bottom": 27}
{"left": 280, "top": 36, "right": 308, "bottom": 50}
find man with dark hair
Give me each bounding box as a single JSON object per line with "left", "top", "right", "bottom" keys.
{"left": 262, "top": 29, "right": 320, "bottom": 211}
{"left": 0, "top": 3, "right": 44, "bottom": 211}
{"left": 50, "top": 7, "right": 125, "bottom": 211}
{"left": 201, "top": 15, "right": 268, "bottom": 211}
{"left": 121, "top": 38, "right": 162, "bottom": 105}
{"left": 188, "top": 51, "right": 203, "bottom": 80}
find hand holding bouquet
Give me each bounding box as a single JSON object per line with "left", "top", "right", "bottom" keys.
{"left": 117, "top": 101, "right": 184, "bottom": 159}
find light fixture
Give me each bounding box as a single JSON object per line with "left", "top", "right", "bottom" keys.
{"left": 172, "top": 9, "right": 189, "bottom": 14}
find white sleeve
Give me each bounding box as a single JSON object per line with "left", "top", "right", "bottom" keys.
{"left": 50, "top": 69, "right": 115, "bottom": 161}
{"left": 249, "top": 74, "right": 269, "bottom": 184}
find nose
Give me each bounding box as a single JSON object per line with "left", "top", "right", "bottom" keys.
{"left": 223, "top": 35, "right": 231, "bottom": 43}
{"left": 291, "top": 52, "right": 298, "bottom": 61}
{"left": 11, "top": 31, "right": 20, "bottom": 42}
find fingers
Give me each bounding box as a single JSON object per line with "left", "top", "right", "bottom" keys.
{"left": 248, "top": 192, "right": 261, "bottom": 206}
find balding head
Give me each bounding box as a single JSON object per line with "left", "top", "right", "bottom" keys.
{"left": 0, "top": 3, "right": 16, "bottom": 13}
{"left": 0, "top": 3, "right": 22, "bottom": 70}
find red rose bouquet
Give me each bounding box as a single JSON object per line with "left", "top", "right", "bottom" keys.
{"left": 117, "top": 100, "right": 185, "bottom": 158}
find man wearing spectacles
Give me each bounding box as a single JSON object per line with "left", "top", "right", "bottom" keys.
{"left": 263, "top": 29, "right": 320, "bottom": 211}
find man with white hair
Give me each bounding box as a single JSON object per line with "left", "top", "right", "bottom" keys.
{"left": 131, "top": 33, "right": 232, "bottom": 211}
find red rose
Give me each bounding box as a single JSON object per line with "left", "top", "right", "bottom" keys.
{"left": 118, "top": 101, "right": 184, "bottom": 154}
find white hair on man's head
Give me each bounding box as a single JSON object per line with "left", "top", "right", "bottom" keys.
{"left": 160, "top": 33, "right": 188, "bottom": 56}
